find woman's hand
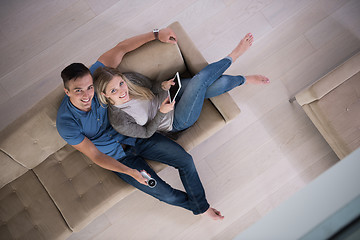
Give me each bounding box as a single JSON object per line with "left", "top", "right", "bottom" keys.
{"left": 161, "top": 78, "right": 175, "bottom": 91}
{"left": 160, "top": 97, "right": 175, "bottom": 113}
{"left": 159, "top": 28, "right": 177, "bottom": 44}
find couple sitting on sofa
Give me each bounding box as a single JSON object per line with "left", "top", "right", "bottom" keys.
{"left": 57, "top": 27, "right": 269, "bottom": 221}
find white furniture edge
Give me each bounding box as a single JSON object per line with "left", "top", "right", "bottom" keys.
{"left": 234, "top": 147, "right": 360, "bottom": 240}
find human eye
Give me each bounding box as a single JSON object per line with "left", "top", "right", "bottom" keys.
{"left": 119, "top": 81, "right": 124, "bottom": 86}
{"left": 88, "top": 85, "right": 94, "bottom": 90}
{"left": 111, "top": 89, "right": 117, "bottom": 94}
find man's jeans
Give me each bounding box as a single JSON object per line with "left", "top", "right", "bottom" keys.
{"left": 115, "top": 133, "right": 209, "bottom": 215}
{"left": 172, "top": 57, "right": 245, "bottom": 131}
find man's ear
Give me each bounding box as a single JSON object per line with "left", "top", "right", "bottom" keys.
{"left": 64, "top": 88, "right": 70, "bottom": 97}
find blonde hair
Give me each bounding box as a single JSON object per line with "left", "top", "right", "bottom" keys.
{"left": 93, "top": 67, "right": 154, "bottom": 106}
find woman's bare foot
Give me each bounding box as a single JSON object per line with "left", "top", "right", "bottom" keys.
{"left": 244, "top": 75, "right": 270, "bottom": 84}
{"left": 203, "top": 207, "right": 224, "bottom": 220}
{"left": 228, "top": 33, "right": 254, "bottom": 62}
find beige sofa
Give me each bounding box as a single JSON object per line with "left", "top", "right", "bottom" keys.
{"left": 295, "top": 52, "right": 360, "bottom": 159}
{"left": 0, "top": 22, "right": 240, "bottom": 239}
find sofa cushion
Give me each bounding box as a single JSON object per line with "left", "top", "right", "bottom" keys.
{"left": 176, "top": 99, "right": 226, "bottom": 152}
{"left": 305, "top": 71, "right": 360, "bottom": 158}
{"left": 0, "top": 150, "right": 27, "bottom": 188}
{"left": 0, "top": 171, "right": 71, "bottom": 240}
{"left": 117, "top": 40, "right": 186, "bottom": 82}
{"left": 0, "top": 85, "right": 66, "bottom": 169}
{"left": 33, "top": 144, "right": 136, "bottom": 231}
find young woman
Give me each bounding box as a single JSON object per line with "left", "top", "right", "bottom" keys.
{"left": 93, "top": 33, "right": 270, "bottom": 138}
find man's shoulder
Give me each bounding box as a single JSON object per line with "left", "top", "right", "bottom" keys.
{"left": 89, "top": 61, "right": 105, "bottom": 75}
{"left": 56, "top": 96, "right": 85, "bottom": 145}
{"left": 57, "top": 96, "right": 72, "bottom": 118}
{"left": 56, "top": 96, "right": 77, "bottom": 127}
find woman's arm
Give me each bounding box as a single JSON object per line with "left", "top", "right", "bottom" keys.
{"left": 109, "top": 106, "right": 167, "bottom": 138}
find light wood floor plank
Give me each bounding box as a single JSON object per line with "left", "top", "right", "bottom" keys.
{"left": 317, "top": 0, "right": 352, "bottom": 15}
{"left": 283, "top": 31, "right": 360, "bottom": 96}
{"left": 0, "top": 0, "right": 74, "bottom": 40}
{"left": 169, "top": 0, "right": 227, "bottom": 33}
{"left": 66, "top": 213, "right": 111, "bottom": 240}
{"left": 233, "top": 1, "right": 331, "bottom": 75}
{"left": 261, "top": 0, "right": 314, "bottom": 27}
{"left": 0, "top": 0, "right": 96, "bottom": 79}
{"left": 331, "top": 0, "right": 360, "bottom": 38}
{"left": 213, "top": 209, "right": 261, "bottom": 240}
{"left": 84, "top": 0, "right": 120, "bottom": 15}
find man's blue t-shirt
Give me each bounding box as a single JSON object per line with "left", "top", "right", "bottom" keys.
{"left": 56, "top": 61, "right": 136, "bottom": 160}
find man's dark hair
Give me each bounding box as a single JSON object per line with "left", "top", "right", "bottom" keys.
{"left": 61, "top": 63, "right": 91, "bottom": 89}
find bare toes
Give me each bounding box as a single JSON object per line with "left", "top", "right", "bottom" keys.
{"left": 262, "top": 76, "right": 270, "bottom": 83}
{"left": 244, "top": 33, "right": 253, "bottom": 46}
{"left": 244, "top": 75, "right": 270, "bottom": 84}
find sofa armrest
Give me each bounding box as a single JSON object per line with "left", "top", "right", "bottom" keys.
{"left": 168, "top": 22, "right": 240, "bottom": 122}
{"left": 296, "top": 52, "right": 360, "bottom": 106}
{"left": 209, "top": 93, "right": 241, "bottom": 122}
{"left": 168, "top": 22, "right": 208, "bottom": 75}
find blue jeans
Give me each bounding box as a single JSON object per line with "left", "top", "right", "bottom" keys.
{"left": 115, "top": 133, "right": 209, "bottom": 215}
{"left": 172, "top": 57, "right": 245, "bottom": 131}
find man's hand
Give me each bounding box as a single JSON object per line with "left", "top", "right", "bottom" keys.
{"left": 72, "top": 137, "right": 149, "bottom": 185}
{"left": 131, "top": 169, "right": 148, "bottom": 185}
{"left": 159, "top": 28, "right": 177, "bottom": 44}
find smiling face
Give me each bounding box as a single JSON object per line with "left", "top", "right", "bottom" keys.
{"left": 103, "top": 75, "right": 130, "bottom": 105}
{"left": 64, "top": 73, "right": 94, "bottom": 112}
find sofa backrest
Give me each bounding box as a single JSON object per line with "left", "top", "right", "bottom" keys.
{"left": 118, "top": 40, "right": 186, "bottom": 82}
{"left": 0, "top": 85, "right": 67, "bottom": 185}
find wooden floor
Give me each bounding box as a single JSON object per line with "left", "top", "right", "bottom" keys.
{"left": 1, "top": 0, "right": 359, "bottom": 239}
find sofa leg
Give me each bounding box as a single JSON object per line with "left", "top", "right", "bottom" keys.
{"left": 289, "top": 96, "right": 296, "bottom": 103}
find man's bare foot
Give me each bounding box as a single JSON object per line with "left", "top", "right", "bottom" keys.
{"left": 228, "top": 33, "right": 254, "bottom": 62}
{"left": 204, "top": 207, "right": 224, "bottom": 220}
{"left": 244, "top": 75, "right": 270, "bottom": 84}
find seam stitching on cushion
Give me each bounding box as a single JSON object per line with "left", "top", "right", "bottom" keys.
{"left": 31, "top": 168, "right": 73, "bottom": 232}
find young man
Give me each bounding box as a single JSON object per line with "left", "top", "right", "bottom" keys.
{"left": 56, "top": 28, "right": 224, "bottom": 220}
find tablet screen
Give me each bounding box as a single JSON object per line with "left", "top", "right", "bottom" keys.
{"left": 168, "top": 72, "right": 181, "bottom": 103}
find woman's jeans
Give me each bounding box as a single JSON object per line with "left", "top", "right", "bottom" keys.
{"left": 172, "top": 57, "right": 245, "bottom": 132}
{"left": 114, "top": 133, "right": 209, "bottom": 215}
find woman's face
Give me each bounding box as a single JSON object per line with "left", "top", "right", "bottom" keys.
{"left": 104, "top": 76, "right": 130, "bottom": 105}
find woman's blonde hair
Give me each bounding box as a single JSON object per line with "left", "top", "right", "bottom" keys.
{"left": 93, "top": 67, "right": 154, "bottom": 106}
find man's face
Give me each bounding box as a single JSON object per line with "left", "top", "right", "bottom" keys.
{"left": 64, "top": 73, "right": 94, "bottom": 112}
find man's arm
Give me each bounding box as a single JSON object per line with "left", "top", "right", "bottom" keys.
{"left": 72, "top": 137, "right": 147, "bottom": 185}
{"left": 98, "top": 27, "right": 177, "bottom": 68}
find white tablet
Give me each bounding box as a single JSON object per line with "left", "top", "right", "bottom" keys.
{"left": 168, "top": 72, "right": 181, "bottom": 103}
